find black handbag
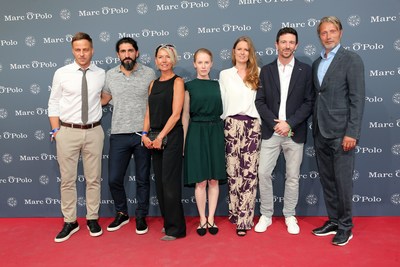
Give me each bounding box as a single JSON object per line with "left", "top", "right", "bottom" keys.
{"left": 148, "top": 131, "right": 167, "bottom": 149}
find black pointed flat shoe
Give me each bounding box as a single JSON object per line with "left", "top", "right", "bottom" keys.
{"left": 196, "top": 221, "right": 207, "bottom": 236}
{"left": 207, "top": 221, "right": 219, "bottom": 235}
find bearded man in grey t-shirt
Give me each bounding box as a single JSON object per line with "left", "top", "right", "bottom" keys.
{"left": 101, "top": 37, "right": 156, "bottom": 235}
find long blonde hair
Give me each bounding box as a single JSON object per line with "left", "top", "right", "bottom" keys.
{"left": 232, "top": 36, "right": 259, "bottom": 90}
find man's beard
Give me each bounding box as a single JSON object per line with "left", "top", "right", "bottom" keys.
{"left": 121, "top": 57, "right": 136, "bottom": 71}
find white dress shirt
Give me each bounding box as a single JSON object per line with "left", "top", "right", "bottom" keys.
{"left": 48, "top": 61, "right": 105, "bottom": 124}
{"left": 277, "top": 57, "right": 295, "bottom": 121}
{"left": 219, "top": 66, "right": 261, "bottom": 123}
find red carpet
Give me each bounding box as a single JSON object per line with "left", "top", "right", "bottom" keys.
{"left": 0, "top": 217, "right": 398, "bottom": 267}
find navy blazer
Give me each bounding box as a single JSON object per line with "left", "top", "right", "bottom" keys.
{"left": 255, "top": 58, "right": 314, "bottom": 144}
{"left": 312, "top": 46, "right": 365, "bottom": 139}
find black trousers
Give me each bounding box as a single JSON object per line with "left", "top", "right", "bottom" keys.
{"left": 152, "top": 126, "right": 186, "bottom": 238}
{"left": 314, "top": 129, "right": 354, "bottom": 231}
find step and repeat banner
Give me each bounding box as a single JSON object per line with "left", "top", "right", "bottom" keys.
{"left": 1, "top": 0, "right": 399, "bottom": 218}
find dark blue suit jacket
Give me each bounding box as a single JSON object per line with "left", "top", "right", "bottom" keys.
{"left": 255, "top": 58, "right": 314, "bottom": 144}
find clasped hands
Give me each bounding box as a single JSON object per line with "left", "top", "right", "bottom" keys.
{"left": 274, "top": 119, "right": 293, "bottom": 137}
{"left": 142, "top": 135, "right": 163, "bottom": 150}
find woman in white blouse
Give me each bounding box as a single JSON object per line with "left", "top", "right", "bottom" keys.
{"left": 219, "top": 36, "right": 261, "bottom": 237}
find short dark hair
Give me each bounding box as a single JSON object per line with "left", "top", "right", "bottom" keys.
{"left": 276, "top": 27, "right": 298, "bottom": 44}
{"left": 116, "top": 37, "right": 138, "bottom": 52}
{"left": 71, "top": 32, "right": 92, "bottom": 46}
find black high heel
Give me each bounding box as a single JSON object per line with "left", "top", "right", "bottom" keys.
{"left": 196, "top": 221, "right": 207, "bottom": 236}
{"left": 207, "top": 221, "right": 219, "bottom": 235}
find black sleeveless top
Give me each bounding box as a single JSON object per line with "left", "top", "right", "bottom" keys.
{"left": 149, "top": 75, "right": 182, "bottom": 130}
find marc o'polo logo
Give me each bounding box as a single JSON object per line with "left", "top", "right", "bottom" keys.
{"left": 394, "top": 39, "right": 400, "bottom": 51}
{"left": 99, "top": 31, "right": 111, "bottom": 43}
{"left": 59, "top": 9, "right": 71, "bottom": 20}
{"left": 30, "top": 84, "right": 40, "bottom": 94}
{"left": 219, "top": 49, "right": 231, "bottom": 60}
{"left": 260, "top": 20, "right": 273, "bottom": 32}
{"left": 305, "top": 146, "right": 316, "bottom": 157}
{"left": 0, "top": 108, "right": 8, "bottom": 119}
{"left": 304, "top": 44, "right": 317, "bottom": 56}
{"left": 352, "top": 170, "right": 360, "bottom": 181}
{"left": 7, "top": 197, "right": 18, "bottom": 207}
{"left": 347, "top": 14, "right": 361, "bottom": 27}
{"left": 391, "top": 194, "right": 400, "bottom": 205}
{"left": 393, "top": 92, "right": 400, "bottom": 104}
{"left": 306, "top": 194, "right": 318, "bottom": 205}
{"left": 218, "top": 0, "right": 230, "bottom": 9}
{"left": 39, "top": 175, "right": 50, "bottom": 185}
{"left": 139, "top": 54, "right": 151, "bottom": 65}
{"left": 2, "top": 153, "right": 13, "bottom": 164}
{"left": 391, "top": 144, "right": 400, "bottom": 155}
{"left": 177, "top": 26, "right": 189, "bottom": 38}
{"left": 150, "top": 196, "right": 159, "bottom": 206}
{"left": 136, "top": 3, "right": 149, "bottom": 15}
{"left": 34, "top": 130, "right": 45, "bottom": 141}
{"left": 77, "top": 196, "right": 86, "bottom": 207}
{"left": 25, "top": 36, "right": 36, "bottom": 47}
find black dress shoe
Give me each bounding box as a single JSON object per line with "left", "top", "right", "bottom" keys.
{"left": 312, "top": 221, "right": 338, "bottom": 236}
{"left": 332, "top": 229, "right": 353, "bottom": 246}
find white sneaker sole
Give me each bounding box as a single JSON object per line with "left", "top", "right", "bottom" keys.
{"left": 136, "top": 227, "right": 148, "bottom": 235}
{"left": 87, "top": 226, "right": 103, "bottom": 237}
{"left": 333, "top": 234, "right": 353, "bottom": 246}
{"left": 107, "top": 219, "right": 130, "bottom": 232}
{"left": 312, "top": 230, "right": 337, "bottom": 237}
{"left": 54, "top": 226, "right": 80, "bottom": 243}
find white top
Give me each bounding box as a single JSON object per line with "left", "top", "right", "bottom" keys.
{"left": 219, "top": 66, "right": 260, "bottom": 123}
{"left": 48, "top": 61, "right": 105, "bottom": 124}
{"left": 277, "top": 57, "right": 294, "bottom": 121}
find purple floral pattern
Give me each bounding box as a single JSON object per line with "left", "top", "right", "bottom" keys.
{"left": 224, "top": 117, "right": 261, "bottom": 230}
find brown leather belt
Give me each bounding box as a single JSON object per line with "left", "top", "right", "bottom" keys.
{"left": 61, "top": 121, "right": 101, "bottom": 129}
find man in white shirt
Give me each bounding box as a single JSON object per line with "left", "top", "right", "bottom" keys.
{"left": 255, "top": 27, "right": 314, "bottom": 235}
{"left": 48, "top": 32, "right": 105, "bottom": 243}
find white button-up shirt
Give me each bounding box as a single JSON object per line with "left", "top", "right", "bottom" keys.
{"left": 48, "top": 61, "right": 105, "bottom": 124}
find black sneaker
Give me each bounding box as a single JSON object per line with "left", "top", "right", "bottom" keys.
{"left": 107, "top": 212, "right": 130, "bottom": 232}
{"left": 312, "top": 221, "right": 338, "bottom": 236}
{"left": 332, "top": 229, "right": 353, "bottom": 246}
{"left": 136, "top": 217, "right": 148, "bottom": 235}
{"left": 87, "top": 219, "right": 103, "bottom": 237}
{"left": 54, "top": 221, "right": 80, "bottom": 243}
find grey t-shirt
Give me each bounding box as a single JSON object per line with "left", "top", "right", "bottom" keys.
{"left": 103, "top": 64, "right": 156, "bottom": 134}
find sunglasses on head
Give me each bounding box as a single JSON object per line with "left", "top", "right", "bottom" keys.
{"left": 157, "top": 44, "right": 175, "bottom": 49}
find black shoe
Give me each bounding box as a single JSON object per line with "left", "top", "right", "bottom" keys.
{"left": 136, "top": 217, "right": 148, "bottom": 235}
{"left": 54, "top": 221, "right": 79, "bottom": 243}
{"left": 207, "top": 221, "right": 219, "bottom": 235}
{"left": 107, "top": 212, "right": 130, "bottom": 232}
{"left": 87, "top": 220, "right": 103, "bottom": 237}
{"left": 236, "top": 228, "right": 247, "bottom": 237}
{"left": 332, "top": 229, "right": 353, "bottom": 246}
{"left": 196, "top": 221, "right": 207, "bottom": 236}
{"left": 312, "top": 221, "right": 338, "bottom": 236}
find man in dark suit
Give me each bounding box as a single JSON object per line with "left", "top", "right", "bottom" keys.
{"left": 255, "top": 27, "right": 314, "bottom": 235}
{"left": 312, "top": 16, "right": 365, "bottom": 246}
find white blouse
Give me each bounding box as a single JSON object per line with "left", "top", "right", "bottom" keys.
{"left": 219, "top": 66, "right": 260, "bottom": 123}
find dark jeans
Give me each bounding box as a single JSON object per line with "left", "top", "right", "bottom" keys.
{"left": 108, "top": 133, "right": 151, "bottom": 218}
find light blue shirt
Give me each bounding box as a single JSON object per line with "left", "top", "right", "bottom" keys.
{"left": 317, "top": 44, "right": 341, "bottom": 86}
